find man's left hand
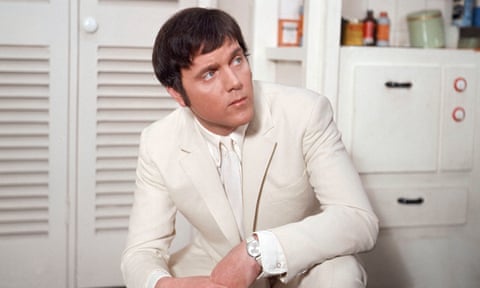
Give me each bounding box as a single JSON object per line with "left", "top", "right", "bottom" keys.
{"left": 210, "top": 240, "right": 262, "bottom": 288}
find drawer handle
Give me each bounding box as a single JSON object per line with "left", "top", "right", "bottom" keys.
{"left": 385, "top": 81, "right": 412, "bottom": 89}
{"left": 397, "top": 197, "right": 424, "bottom": 205}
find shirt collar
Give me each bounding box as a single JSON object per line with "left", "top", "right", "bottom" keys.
{"left": 194, "top": 118, "right": 247, "bottom": 167}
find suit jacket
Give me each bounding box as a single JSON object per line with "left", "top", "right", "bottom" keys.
{"left": 121, "top": 81, "right": 379, "bottom": 288}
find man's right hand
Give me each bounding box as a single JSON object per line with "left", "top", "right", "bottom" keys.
{"left": 155, "top": 276, "right": 227, "bottom": 288}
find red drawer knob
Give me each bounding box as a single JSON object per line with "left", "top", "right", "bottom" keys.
{"left": 452, "top": 107, "right": 466, "bottom": 122}
{"left": 454, "top": 77, "right": 467, "bottom": 92}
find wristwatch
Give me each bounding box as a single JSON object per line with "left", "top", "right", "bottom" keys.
{"left": 246, "top": 235, "right": 262, "bottom": 266}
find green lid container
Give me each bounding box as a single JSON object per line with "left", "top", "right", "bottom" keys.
{"left": 407, "top": 10, "right": 445, "bottom": 48}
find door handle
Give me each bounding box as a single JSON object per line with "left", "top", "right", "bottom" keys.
{"left": 83, "top": 17, "right": 99, "bottom": 33}
{"left": 385, "top": 81, "right": 412, "bottom": 88}
{"left": 397, "top": 197, "right": 424, "bottom": 205}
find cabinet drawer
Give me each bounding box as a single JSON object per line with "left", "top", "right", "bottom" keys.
{"left": 367, "top": 187, "right": 467, "bottom": 228}
{"left": 351, "top": 65, "right": 441, "bottom": 173}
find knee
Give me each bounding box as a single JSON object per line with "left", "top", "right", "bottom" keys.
{"left": 300, "top": 255, "right": 367, "bottom": 288}
{"left": 330, "top": 255, "right": 367, "bottom": 287}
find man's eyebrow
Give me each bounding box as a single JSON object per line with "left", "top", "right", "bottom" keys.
{"left": 195, "top": 63, "right": 220, "bottom": 79}
{"left": 193, "top": 46, "right": 244, "bottom": 79}
{"left": 231, "top": 47, "right": 243, "bottom": 57}
{"left": 230, "top": 47, "right": 243, "bottom": 57}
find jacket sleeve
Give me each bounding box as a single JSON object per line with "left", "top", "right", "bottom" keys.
{"left": 121, "top": 128, "right": 176, "bottom": 288}
{"left": 271, "top": 95, "right": 379, "bottom": 282}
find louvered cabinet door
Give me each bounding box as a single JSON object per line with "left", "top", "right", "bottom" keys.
{"left": 0, "top": 1, "right": 69, "bottom": 287}
{"left": 77, "top": 0, "right": 199, "bottom": 286}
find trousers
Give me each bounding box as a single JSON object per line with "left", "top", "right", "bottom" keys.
{"left": 270, "top": 255, "right": 367, "bottom": 288}
{"left": 170, "top": 243, "right": 366, "bottom": 288}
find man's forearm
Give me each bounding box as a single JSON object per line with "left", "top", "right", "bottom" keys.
{"left": 210, "top": 240, "right": 261, "bottom": 288}
{"left": 155, "top": 276, "right": 227, "bottom": 288}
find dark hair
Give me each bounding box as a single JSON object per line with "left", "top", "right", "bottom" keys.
{"left": 152, "top": 7, "right": 249, "bottom": 105}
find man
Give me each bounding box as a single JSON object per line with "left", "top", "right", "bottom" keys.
{"left": 121, "top": 7, "right": 378, "bottom": 288}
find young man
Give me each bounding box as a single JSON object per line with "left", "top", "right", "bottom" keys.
{"left": 121, "top": 7, "right": 378, "bottom": 288}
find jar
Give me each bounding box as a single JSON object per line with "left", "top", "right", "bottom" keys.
{"left": 407, "top": 10, "right": 445, "bottom": 48}
{"left": 342, "top": 19, "right": 364, "bottom": 46}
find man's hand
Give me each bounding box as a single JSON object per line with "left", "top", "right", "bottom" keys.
{"left": 155, "top": 276, "right": 226, "bottom": 288}
{"left": 210, "top": 240, "right": 262, "bottom": 288}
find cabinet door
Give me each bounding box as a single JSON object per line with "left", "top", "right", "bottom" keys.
{"left": 0, "top": 1, "right": 69, "bottom": 287}
{"left": 350, "top": 65, "right": 441, "bottom": 173}
{"left": 76, "top": 0, "right": 198, "bottom": 286}
{"left": 440, "top": 66, "right": 477, "bottom": 171}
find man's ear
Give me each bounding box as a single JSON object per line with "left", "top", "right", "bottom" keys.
{"left": 166, "top": 87, "right": 186, "bottom": 107}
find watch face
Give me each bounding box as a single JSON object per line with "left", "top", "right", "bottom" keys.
{"left": 247, "top": 239, "right": 261, "bottom": 257}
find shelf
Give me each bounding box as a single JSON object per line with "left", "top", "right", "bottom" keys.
{"left": 339, "top": 45, "right": 479, "bottom": 57}
{"left": 265, "top": 46, "right": 305, "bottom": 62}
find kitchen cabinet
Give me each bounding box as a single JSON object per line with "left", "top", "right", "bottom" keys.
{"left": 337, "top": 47, "right": 476, "bottom": 227}
{"left": 335, "top": 24, "right": 480, "bottom": 288}
{"left": 338, "top": 48, "right": 477, "bottom": 174}
{"left": 345, "top": 63, "right": 441, "bottom": 173}
{"left": 250, "top": 1, "right": 480, "bottom": 287}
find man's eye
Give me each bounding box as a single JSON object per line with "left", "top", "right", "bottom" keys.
{"left": 203, "top": 71, "right": 215, "bottom": 80}
{"left": 232, "top": 56, "right": 242, "bottom": 65}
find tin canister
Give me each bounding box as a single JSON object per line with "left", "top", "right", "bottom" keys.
{"left": 342, "top": 19, "right": 363, "bottom": 46}
{"left": 407, "top": 10, "right": 445, "bottom": 48}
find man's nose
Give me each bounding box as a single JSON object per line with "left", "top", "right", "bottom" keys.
{"left": 223, "top": 67, "right": 242, "bottom": 91}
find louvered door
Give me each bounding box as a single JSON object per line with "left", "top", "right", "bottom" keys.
{"left": 0, "top": 0, "right": 69, "bottom": 287}
{"left": 76, "top": 0, "right": 200, "bottom": 286}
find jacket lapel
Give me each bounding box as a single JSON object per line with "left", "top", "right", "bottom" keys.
{"left": 178, "top": 110, "right": 242, "bottom": 246}
{"left": 242, "top": 84, "right": 277, "bottom": 236}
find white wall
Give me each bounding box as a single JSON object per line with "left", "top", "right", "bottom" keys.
{"left": 218, "top": 0, "right": 254, "bottom": 51}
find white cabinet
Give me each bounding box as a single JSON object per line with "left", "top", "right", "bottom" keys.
{"left": 0, "top": 1, "right": 69, "bottom": 286}
{"left": 441, "top": 66, "right": 477, "bottom": 171}
{"left": 338, "top": 47, "right": 477, "bottom": 174}
{"left": 0, "top": 0, "right": 203, "bottom": 287}
{"left": 76, "top": 1, "right": 190, "bottom": 286}
{"left": 347, "top": 63, "right": 441, "bottom": 173}
{"left": 251, "top": 1, "right": 480, "bottom": 287}
{"left": 337, "top": 47, "right": 480, "bottom": 288}
{"left": 367, "top": 186, "right": 468, "bottom": 228}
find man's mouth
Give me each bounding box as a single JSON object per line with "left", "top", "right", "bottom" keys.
{"left": 229, "top": 96, "right": 247, "bottom": 106}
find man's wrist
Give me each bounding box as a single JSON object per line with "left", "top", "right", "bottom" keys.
{"left": 251, "top": 231, "right": 288, "bottom": 278}
{"left": 147, "top": 269, "right": 172, "bottom": 288}
{"left": 155, "top": 276, "right": 173, "bottom": 288}
{"left": 246, "top": 235, "right": 264, "bottom": 278}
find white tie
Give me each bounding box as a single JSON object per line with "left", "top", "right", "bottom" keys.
{"left": 220, "top": 137, "right": 244, "bottom": 238}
